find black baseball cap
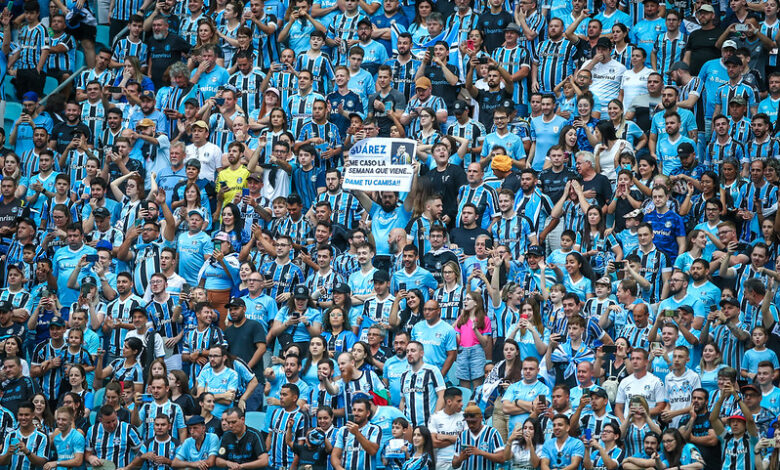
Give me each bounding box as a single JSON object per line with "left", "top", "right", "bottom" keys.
{"left": 677, "top": 142, "right": 695, "bottom": 158}
{"left": 293, "top": 285, "right": 310, "bottom": 299}
{"left": 333, "top": 282, "right": 351, "bottom": 294}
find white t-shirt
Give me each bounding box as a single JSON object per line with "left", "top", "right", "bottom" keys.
{"left": 429, "top": 409, "right": 466, "bottom": 462}
{"left": 126, "top": 327, "right": 166, "bottom": 359}
{"left": 185, "top": 142, "right": 223, "bottom": 181}
{"left": 615, "top": 372, "right": 666, "bottom": 418}
{"left": 584, "top": 59, "right": 627, "bottom": 115}
{"left": 664, "top": 368, "right": 702, "bottom": 427}
{"left": 621, "top": 66, "right": 654, "bottom": 111}
{"left": 510, "top": 442, "right": 544, "bottom": 470}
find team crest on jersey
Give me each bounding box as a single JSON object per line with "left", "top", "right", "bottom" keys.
{"left": 665, "top": 221, "right": 672, "bottom": 228}
{"left": 347, "top": 100, "right": 354, "bottom": 108}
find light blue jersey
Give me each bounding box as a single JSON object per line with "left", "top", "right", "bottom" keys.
{"left": 196, "top": 365, "right": 239, "bottom": 417}
{"left": 410, "top": 319, "right": 457, "bottom": 370}
{"left": 174, "top": 433, "right": 220, "bottom": 462}
{"left": 503, "top": 380, "right": 550, "bottom": 432}
{"left": 529, "top": 115, "right": 568, "bottom": 171}
{"left": 176, "top": 230, "right": 213, "bottom": 285}
{"left": 383, "top": 354, "right": 410, "bottom": 407}
{"left": 53, "top": 429, "right": 85, "bottom": 470}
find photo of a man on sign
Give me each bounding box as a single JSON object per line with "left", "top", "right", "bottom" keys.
{"left": 343, "top": 137, "right": 418, "bottom": 192}
{"left": 391, "top": 144, "right": 412, "bottom": 165}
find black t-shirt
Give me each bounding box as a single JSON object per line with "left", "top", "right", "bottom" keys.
{"left": 421, "top": 250, "right": 460, "bottom": 284}
{"left": 582, "top": 173, "right": 613, "bottom": 208}
{"left": 368, "top": 89, "right": 407, "bottom": 137}
{"left": 292, "top": 442, "right": 328, "bottom": 470}
{"left": 476, "top": 89, "right": 512, "bottom": 129}
{"left": 219, "top": 428, "right": 266, "bottom": 464}
{"left": 501, "top": 172, "right": 522, "bottom": 194}
{"left": 477, "top": 11, "right": 514, "bottom": 53}
{"left": 685, "top": 26, "right": 724, "bottom": 75}
{"left": 51, "top": 122, "right": 91, "bottom": 154}
{"left": 0, "top": 322, "right": 25, "bottom": 343}
{"left": 423, "top": 63, "right": 461, "bottom": 113}
{"left": 147, "top": 33, "right": 191, "bottom": 88}
{"left": 173, "top": 393, "right": 199, "bottom": 417}
{"left": 449, "top": 227, "right": 491, "bottom": 255}
{"left": 678, "top": 412, "right": 722, "bottom": 469}
{"left": 539, "top": 167, "right": 578, "bottom": 203}
{"left": 423, "top": 164, "right": 468, "bottom": 221}
{"left": 0, "top": 199, "right": 27, "bottom": 232}
{"left": 225, "top": 320, "right": 267, "bottom": 378}
{"left": 0, "top": 376, "right": 37, "bottom": 414}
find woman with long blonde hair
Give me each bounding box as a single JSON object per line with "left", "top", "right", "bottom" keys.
{"left": 454, "top": 291, "right": 492, "bottom": 390}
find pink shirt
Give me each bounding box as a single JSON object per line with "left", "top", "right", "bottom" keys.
{"left": 454, "top": 317, "right": 492, "bottom": 348}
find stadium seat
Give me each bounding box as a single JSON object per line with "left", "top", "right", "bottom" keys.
{"left": 75, "top": 50, "right": 85, "bottom": 72}
{"left": 97, "top": 25, "right": 110, "bottom": 48}
{"left": 92, "top": 386, "right": 106, "bottom": 410}
{"left": 4, "top": 101, "right": 22, "bottom": 131}
{"left": 3, "top": 75, "right": 17, "bottom": 102}
{"left": 245, "top": 411, "right": 265, "bottom": 432}
{"left": 44, "top": 76, "right": 59, "bottom": 96}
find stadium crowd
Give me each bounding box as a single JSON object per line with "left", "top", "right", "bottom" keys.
{"left": 2, "top": 0, "right": 780, "bottom": 468}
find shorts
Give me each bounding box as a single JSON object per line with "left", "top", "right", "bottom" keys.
{"left": 69, "top": 23, "right": 97, "bottom": 42}
{"left": 456, "top": 344, "right": 486, "bottom": 381}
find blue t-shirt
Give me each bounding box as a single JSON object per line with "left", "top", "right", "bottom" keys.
{"left": 741, "top": 348, "right": 780, "bottom": 374}
{"left": 53, "top": 428, "right": 85, "bottom": 470}
{"left": 410, "top": 319, "right": 457, "bottom": 370}
{"left": 370, "top": 203, "right": 412, "bottom": 255}
{"left": 175, "top": 433, "right": 220, "bottom": 462}
{"left": 502, "top": 380, "right": 550, "bottom": 432}
{"left": 529, "top": 115, "right": 568, "bottom": 171}
{"left": 274, "top": 307, "right": 323, "bottom": 343}
{"left": 176, "top": 230, "right": 214, "bottom": 285}
{"left": 52, "top": 244, "right": 98, "bottom": 306}
{"left": 192, "top": 65, "right": 230, "bottom": 100}
{"left": 541, "top": 436, "right": 585, "bottom": 470}
{"left": 196, "top": 365, "right": 239, "bottom": 417}
{"left": 382, "top": 354, "right": 410, "bottom": 407}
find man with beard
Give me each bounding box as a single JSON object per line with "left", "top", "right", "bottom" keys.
{"left": 445, "top": 0, "right": 479, "bottom": 45}
{"left": 533, "top": 18, "right": 577, "bottom": 95}
{"left": 465, "top": 58, "right": 514, "bottom": 130}
{"left": 758, "top": 72, "right": 780, "bottom": 124}
{"left": 331, "top": 398, "right": 381, "bottom": 470}
{"left": 385, "top": 33, "right": 421, "bottom": 101}
{"left": 679, "top": 388, "right": 721, "bottom": 470}
{"left": 50, "top": 101, "right": 92, "bottom": 154}
{"left": 399, "top": 341, "right": 446, "bottom": 426}
{"left": 745, "top": 114, "right": 779, "bottom": 161}
{"left": 423, "top": 143, "right": 468, "bottom": 227}
{"left": 571, "top": 387, "right": 620, "bottom": 437}
{"left": 353, "top": 169, "right": 417, "bottom": 256}
{"left": 406, "top": 194, "right": 442, "bottom": 253}
{"left": 410, "top": 300, "right": 457, "bottom": 377}
{"left": 451, "top": 403, "right": 505, "bottom": 470}
{"left": 353, "top": 19, "right": 387, "bottom": 76}
{"left": 687, "top": 259, "right": 722, "bottom": 320}
{"left": 649, "top": 86, "right": 698, "bottom": 155}
{"left": 421, "top": 226, "right": 460, "bottom": 286}
{"left": 392, "top": 245, "right": 438, "bottom": 305}
{"left": 18, "top": 126, "right": 53, "bottom": 180}
{"left": 656, "top": 271, "right": 706, "bottom": 324}
{"left": 382, "top": 331, "right": 410, "bottom": 407}
{"left": 450, "top": 204, "right": 492, "bottom": 256}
